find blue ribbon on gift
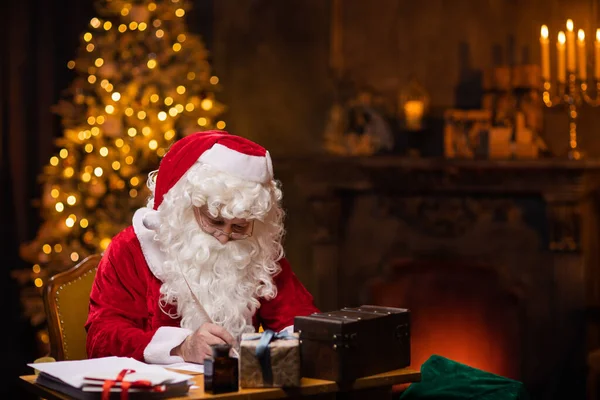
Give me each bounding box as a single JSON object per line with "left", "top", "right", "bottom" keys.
{"left": 245, "top": 330, "right": 296, "bottom": 385}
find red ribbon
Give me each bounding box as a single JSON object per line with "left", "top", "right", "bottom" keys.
{"left": 98, "top": 369, "right": 164, "bottom": 400}
{"left": 102, "top": 369, "right": 136, "bottom": 400}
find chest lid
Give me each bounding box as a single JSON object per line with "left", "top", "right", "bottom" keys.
{"left": 309, "top": 309, "right": 383, "bottom": 322}
{"left": 294, "top": 305, "right": 409, "bottom": 343}
{"left": 343, "top": 305, "right": 410, "bottom": 315}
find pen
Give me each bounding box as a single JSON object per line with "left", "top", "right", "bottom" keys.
{"left": 181, "top": 271, "right": 240, "bottom": 358}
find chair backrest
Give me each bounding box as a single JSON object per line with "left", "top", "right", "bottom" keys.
{"left": 43, "top": 254, "right": 101, "bottom": 361}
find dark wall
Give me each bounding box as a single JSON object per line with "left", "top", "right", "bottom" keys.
{"left": 212, "top": 0, "right": 600, "bottom": 158}
{"left": 212, "top": 0, "right": 332, "bottom": 156}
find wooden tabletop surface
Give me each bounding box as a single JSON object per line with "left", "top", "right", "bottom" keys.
{"left": 20, "top": 367, "right": 421, "bottom": 399}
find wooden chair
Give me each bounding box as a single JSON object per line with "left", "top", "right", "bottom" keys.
{"left": 43, "top": 254, "right": 101, "bottom": 361}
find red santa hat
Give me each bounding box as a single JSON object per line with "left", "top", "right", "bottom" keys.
{"left": 142, "top": 130, "right": 273, "bottom": 229}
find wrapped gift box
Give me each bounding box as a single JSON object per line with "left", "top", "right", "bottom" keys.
{"left": 239, "top": 330, "right": 301, "bottom": 388}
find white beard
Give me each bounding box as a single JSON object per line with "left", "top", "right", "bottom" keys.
{"left": 157, "top": 218, "right": 275, "bottom": 340}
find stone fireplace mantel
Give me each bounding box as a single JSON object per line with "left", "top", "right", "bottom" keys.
{"left": 277, "top": 156, "right": 600, "bottom": 400}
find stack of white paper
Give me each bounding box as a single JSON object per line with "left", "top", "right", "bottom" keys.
{"left": 29, "top": 357, "right": 194, "bottom": 399}
{"left": 162, "top": 361, "right": 204, "bottom": 374}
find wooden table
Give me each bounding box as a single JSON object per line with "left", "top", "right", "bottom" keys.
{"left": 19, "top": 368, "right": 421, "bottom": 399}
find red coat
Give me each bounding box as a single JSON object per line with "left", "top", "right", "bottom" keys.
{"left": 85, "top": 224, "right": 319, "bottom": 362}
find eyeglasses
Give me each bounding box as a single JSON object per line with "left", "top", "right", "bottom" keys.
{"left": 193, "top": 207, "right": 254, "bottom": 241}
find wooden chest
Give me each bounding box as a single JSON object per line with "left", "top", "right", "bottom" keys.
{"left": 294, "top": 305, "right": 411, "bottom": 384}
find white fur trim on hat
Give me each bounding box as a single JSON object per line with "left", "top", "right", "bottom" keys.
{"left": 198, "top": 143, "right": 273, "bottom": 183}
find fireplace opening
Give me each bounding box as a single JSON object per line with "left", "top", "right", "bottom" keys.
{"left": 366, "top": 258, "right": 522, "bottom": 380}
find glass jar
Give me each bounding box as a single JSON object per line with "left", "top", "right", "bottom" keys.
{"left": 204, "top": 344, "right": 239, "bottom": 394}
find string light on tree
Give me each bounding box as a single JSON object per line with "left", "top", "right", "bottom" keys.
{"left": 17, "top": 0, "right": 226, "bottom": 344}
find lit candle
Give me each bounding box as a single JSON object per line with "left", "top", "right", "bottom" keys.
{"left": 577, "top": 29, "right": 587, "bottom": 81}
{"left": 558, "top": 31, "right": 567, "bottom": 83}
{"left": 566, "top": 19, "right": 576, "bottom": 72}
{"left": 596, "top": 29, "right": 600, "bottom": 80}
{"left": 404, "top": 100, "right": 425, "bottom": 130}
{"left": 540, "top": 25, "right": 551, "bottom": 81}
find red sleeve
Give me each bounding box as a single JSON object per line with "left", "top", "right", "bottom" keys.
{"left": 85, "top": 231, "right": 156, "bottom": 361}
{"left": 257, "top": 258, "right": 320, "bottom": 332}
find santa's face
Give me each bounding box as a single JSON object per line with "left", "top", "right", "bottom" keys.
{"left": 157, "top": 206, "right": 275, "bottom": 339}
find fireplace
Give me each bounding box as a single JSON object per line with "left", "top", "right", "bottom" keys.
{"left": 285, "top": 156, "right": 600, "bottom": 400}
{"left": 367, "top": 258, "right": 522, "bottom": 380}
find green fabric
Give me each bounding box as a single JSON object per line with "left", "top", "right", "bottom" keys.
{"left": 399, "top": 355, "right": 530, "bottom": 400}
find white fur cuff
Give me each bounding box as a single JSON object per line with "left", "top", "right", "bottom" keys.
{"left": 143, "top": 326, "right": 193, "bottom": 364}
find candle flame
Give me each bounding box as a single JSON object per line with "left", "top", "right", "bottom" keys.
{"left": 578, "top": 29, "right": 585, "bottom": 41}
{"left": 558, "top": 31, "right": 566, "bottom": 44}
{"left": 541, "top": 25, "right": 549, "bottom": 39}
{"left": 596, "top": 29, "right": 600, "bottom": 42}
{"left": 567, "top": 19, "right": 574, "bottom": 32}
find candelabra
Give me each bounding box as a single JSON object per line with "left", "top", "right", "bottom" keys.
{"left": 540, "top": 19, "right": 600, "bottom": 160}
{"left": 543, "top": 72, "right": 600, "bottom": 160}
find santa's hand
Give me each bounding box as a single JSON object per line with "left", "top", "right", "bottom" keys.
{"left": 171, "top": 323, "right": 235, "bottom": 364}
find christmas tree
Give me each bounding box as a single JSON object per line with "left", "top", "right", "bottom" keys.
{"left": 16, "top": 0, "right": 225, "bottom": 336}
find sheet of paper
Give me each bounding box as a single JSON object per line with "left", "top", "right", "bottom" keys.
{"left": 164, "top": 362, "right": 204, "bottom": 374}
{"left": 28, "top": 357, "right": 193, "bottom": 388}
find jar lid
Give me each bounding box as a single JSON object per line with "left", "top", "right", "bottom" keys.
{"left": 211, "top": 344, "right": 232, "bottom": 358}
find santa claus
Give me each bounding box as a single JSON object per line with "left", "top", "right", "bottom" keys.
{"left": 85, "top": 130, "right": 319, "bottom": 364}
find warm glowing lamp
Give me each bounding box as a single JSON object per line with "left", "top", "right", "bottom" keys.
{"left": 399, "top": 77, "right": 430, "bottom": 131}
